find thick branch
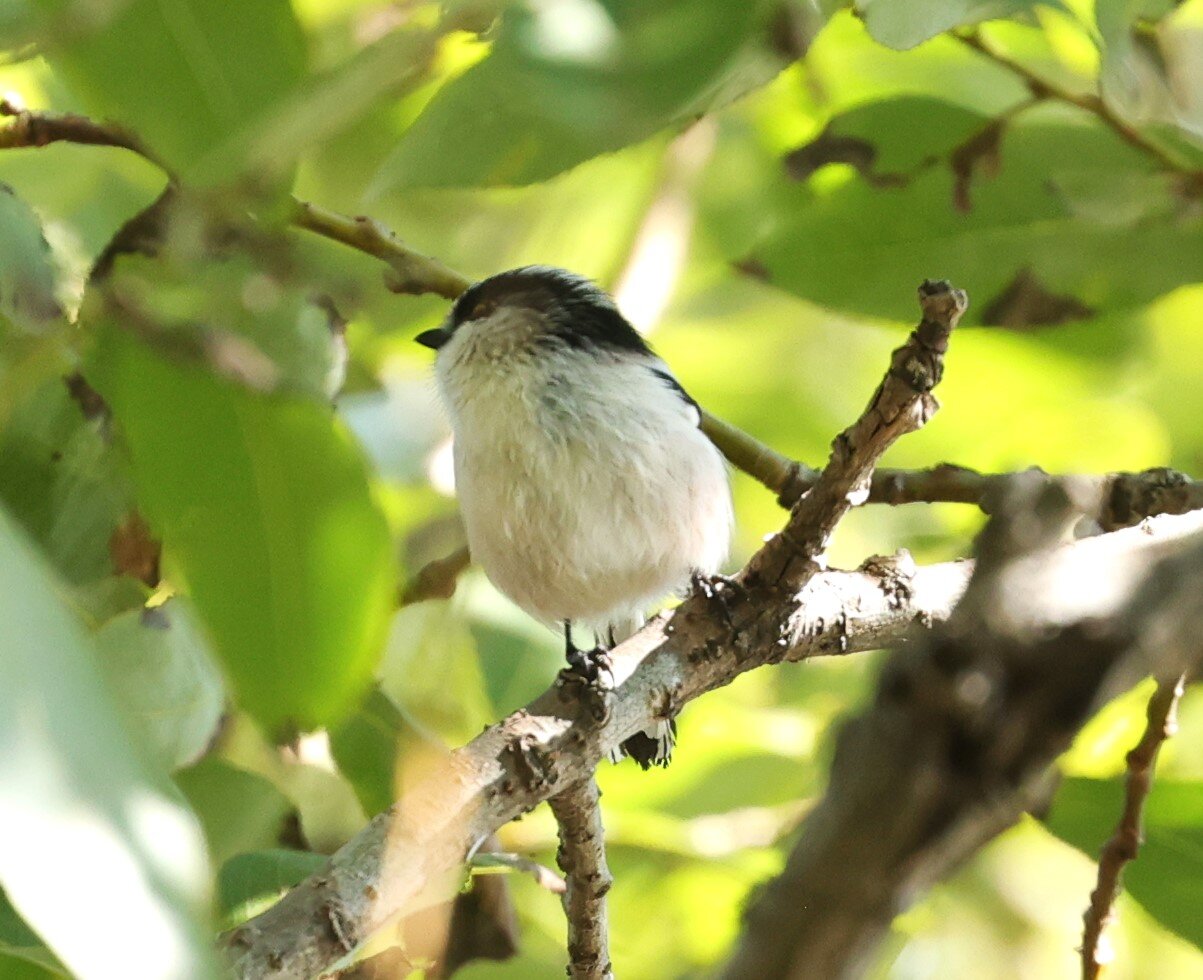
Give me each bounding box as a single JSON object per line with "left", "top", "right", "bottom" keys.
{"left": 721, "top": 480, "right": 1203, "bottom": 980}
{"left": 219, "top": 506, "right": 1203, "bottom": 978}
{"left": 548, "top": 778, "right": 613, "bottom": 980}
{"left": 1080, "top": 672, "right": 1186, "bottom": 980}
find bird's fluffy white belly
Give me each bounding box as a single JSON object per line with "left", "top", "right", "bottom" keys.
{"left": 446, "top": 356, "right": 731, "bottom": 630}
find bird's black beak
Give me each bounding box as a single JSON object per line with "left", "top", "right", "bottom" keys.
{"left": 414, "top": 326, "right": 451, "bottom": 350}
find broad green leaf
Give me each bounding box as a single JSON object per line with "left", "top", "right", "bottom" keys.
{"left": 87, "top": 326, "right": 397, "bottom": 733}
{"left": 856, "top": 0, "right": 1054, "bottom": 50}
{"left": 374, "top": 0, "right": 784, "bottom": 190}
{"left": 31, "top": 0, "right": 307, "bottom": 183}
{"left": 0, "top": 185, "right": 62, "bottom": 333}
{"left": 175, "top": 758, "right": 295, "bottom": 867}
{"left": 0, "top": 505, "right": 217, "bottom": 979}
{"left": 1045, "top": 776, "right": 1203, "bottom": 950}
{"left": 217, "top": 850, "right": 327, "bottom": 926}
{"left": 94, "top": 600, "right": 226, "bottom": 773}
{"left": 748, "top": 97, "right": 1203, "bottom": 324}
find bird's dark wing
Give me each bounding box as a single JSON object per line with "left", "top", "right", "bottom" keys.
{"left": 649, "top": 366, "right": 701, "bottom": 426}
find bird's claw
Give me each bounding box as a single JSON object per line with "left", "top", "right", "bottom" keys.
{"left": 558, "top": 645, "right": 615, "bottom": 724}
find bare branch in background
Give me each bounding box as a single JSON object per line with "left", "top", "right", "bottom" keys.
{"left": 548, "top": 778, "right": 614, "bottom": 980}
{"left": 1081, "top": 672, "right": 1187, "bottom": 980}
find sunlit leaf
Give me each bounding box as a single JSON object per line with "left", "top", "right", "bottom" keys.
{"left": 94, "top": 599, "right": 226, "bottom": 773}
{"left": 748, "top": 97, "right": 1203, "bottom": 324}
{"left": 31, "top": 0, "right": 307, "bottom": 183}
{"left": 87, "top": 326, "right": 397, "bottom": 734}
{"left": 856, "top": 0, "right": 1055, "bottom": 50}
{"left": 0, "top": 505, "right": 217, "bottom": 979}
{"left": 374, "top": 0, "right": 785, "bottom": 190}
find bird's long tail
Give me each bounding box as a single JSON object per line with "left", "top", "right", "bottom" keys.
{"left": 600, "top": 615, "right": 676, "bottom": 770}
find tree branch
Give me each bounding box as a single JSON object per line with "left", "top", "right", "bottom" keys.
{"left": 745, "top": 279, "right": 964, "bottom": 589}
{"left": 548, "top": 778, "right": 613, "bottom": 980}
{"left": 1080, "top": 671, "right": 1187, "bottom": 980}
{"left": 217, "top": 280, "right": 965, "bottom": 977}
{"left": 0, "top": 97, "right": 162, "bottom": 166}
{"left": 218, "top": 502, "right": 1203, "bottom": 978}
{"left": 720, "top": 478, "right": 1203, "bottom": 980}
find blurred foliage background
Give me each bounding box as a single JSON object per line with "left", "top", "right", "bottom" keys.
{"left": 1, "top": 0, "right": 1202, "bottom": 977}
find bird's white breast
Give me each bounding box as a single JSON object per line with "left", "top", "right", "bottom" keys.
{"left": 436, "top": 320, "right": 731, "bottom": 631}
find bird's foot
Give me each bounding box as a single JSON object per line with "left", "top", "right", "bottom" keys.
{"left": 557, "top": 645, "right": 615, "bottom": 724}
{"left": 689, "top": 571, "right": 749, "bottom": 631}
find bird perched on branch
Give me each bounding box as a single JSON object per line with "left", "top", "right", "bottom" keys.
{"left": 417, "top": 266, "right": 732, "bottom": 767}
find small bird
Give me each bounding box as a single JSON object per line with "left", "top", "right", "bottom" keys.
{"left": 417, "top": 266, "right": 732, "bottom": 767}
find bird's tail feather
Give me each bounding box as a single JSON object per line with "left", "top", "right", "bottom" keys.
{"left": 598, "top": 615, "right": 677, "bottom": 769}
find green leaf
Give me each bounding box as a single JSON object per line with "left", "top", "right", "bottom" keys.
{"left": 1045, "top": 776, "right": 1203, "bottom": 950}
{"left": 0, "top": 184, "right": 63, "bottom": 333}
{"left": 31, "top": 0, "right": 307, "bottom": 183}
{"left": 94, "top": 600, "right": 226, "bottom": 773}
{"left": 330, "top": 685, "right": 447, "bottom": 817}
{"left": 217, "top": 850, "right": 327, "bottom": 926}
{"left": 374, "top": 0, "right": 783, "bottom": 190}
{"left": 175, "top": 758, "right": 295, "bottom": 867}
{"left": 87, "top": 326, "right": 397, "bottom": 733}
{"left": 749, "top": 97, "right": 1203, "bottom": 325}
{"left": 0, "top": 505, "right": 217, "bottom": 979}
{"left": 855, "top": 0, "right": 1053, "bottom": 50}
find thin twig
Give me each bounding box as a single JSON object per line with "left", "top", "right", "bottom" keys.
{"left": 747, "top": 279, "right": 966, "bottom": 588}
{"left": 955, "top": 29, "right": 1203, "bottom": 189}
{"left": 1080, "top": 672, "right": 1187, "bottom": 980}
{"left": 288, "top": 199, "right": 470, "bottom": 300}
{"left": 0, "top": 97, "right": 164, "bottom": 167}
{"left": 469, "top": 851, "right": 566, "bottom": 895}
{"left": 397, "top": 546, "right": 471, "bottom": 607}
{"left": 548, "top": 778, "right": 613, "bottom": 980}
